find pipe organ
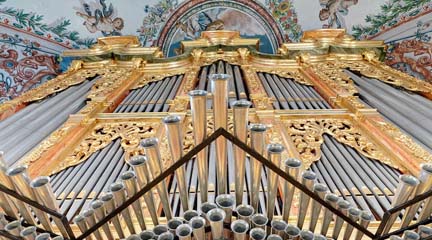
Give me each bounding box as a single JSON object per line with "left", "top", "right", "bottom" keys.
{"left": 0, "top": 30, "right": 431, "bottom": 239}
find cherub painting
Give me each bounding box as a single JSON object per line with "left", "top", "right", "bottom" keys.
{"left": 319, "top": 0, "right": 358, "bottom": 28}
{"left": 75, "top": 0, "right": 124, "bottom": 36}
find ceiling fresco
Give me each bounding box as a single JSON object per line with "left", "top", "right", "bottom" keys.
{"left": 0, "top": 0, "right": 431, "bottom": 102}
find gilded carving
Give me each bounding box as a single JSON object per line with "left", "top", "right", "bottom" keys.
{"left": 250, "top": 94, "right": 274, "bottom": 110}
{"left": 372, "top": 120, "right": 432, "bottom": 163}
{"left": 167, "top": 96, "right": 189, "bottom": 112}
{"left": 309, "top": 62, "right": 358, "bottom": 96}
{"left": 283, "top": 118, "right": 397, "bottom": 169}
{"left": 253, "top": 67, "right": 313, "bottom": 86}
{"left": 52, "top": 122, "right": 161, "bottom": 174}
{"left": 133, "top": 72, "right": 186, "bottom": 89}
{"left": 87, "top": 68, "right": 134, "bottom": 99}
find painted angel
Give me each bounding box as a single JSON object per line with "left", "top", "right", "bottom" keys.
{"left": 76, "top": 0, "right": 124, "bottom": 36}
{"left": 319, "top": 0, "right": 358, "bottom": 28}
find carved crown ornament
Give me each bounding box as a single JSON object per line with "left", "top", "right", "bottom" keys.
{"left": 2, "top": 31, "right": 430, "bottom": 179}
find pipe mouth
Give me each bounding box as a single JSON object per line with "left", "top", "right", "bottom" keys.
{"left": 157, "top": 232, "right": 174, "bottom": 240}
{"left": 250, "top": 228, "right": 266, "bottom": 240}
{"left": 209, "top": 73, "right": 231, "bottom": 81}
{"left": 300, "top": 230, "right": 314, "bottom": 240}
{"left": 6, "top": 165, "right": 27, "bottom": 176}
{"left": 267, "top": 234, "right": 283, "bottom": 240}
{"left": 126, "top": 234, "right": 141, "bottom": 240}
{"left": 100, "top": 192, "right": 114, "bottom": 202}
{"left": 400, "top": 175, "right": 420, "bottom": 186}
{"left": 302, "top": 171, "right": 317, "bottom": 181}
{"left": 176, "top": 224, "right": 192, "bottom": 237}
{"left": 249, "top": 123, "right": 267, "bottom": 132}
{"left": 314, "top": 234, "right": 327, "bottom": 240}
{"left": 82, "top": 209, "right": 95, "bottom": 218}
{"left": 348, "top": 207, "right": 361, "bottom": 218}
{"left": 140, "top": 230, "right": 156, "bottom": 240}
{"left": 162, "top": 115, "right": 181, "bottom": 124}
{"left": 215, "top": 194, "right": 235, "bottom": 208}
{"left": 251, "top": 214, "right": 268, "bottom": 226}
{"left": 90, "top": 200, "right": 104, "bottom": 210}
{"left": 231, "top": 99, "right": 252, "bottom": 108}
{"left": 5, "top": 220, "right": 21, "bottom": 231}
{"left": 235, "top": 204, "right": 254, "bottom": 217}
{"left": 189, "top": 216, "right": 205, "bottom": 229}
{"left": 30, "top": 176, "right": 51, "bottom": 188}
{"left": 207, "top": 208, "right": 226, "bottom": 222}
{"left": 140, "top": 138, "right": 159, "bottom": 148}
{"left": 167, "top": 218, "right": 184, "bottom": 231}
{"left": 231, "top": 219, "right": 249, "bottom": 234}
{"left": 20, "top": 226, "right": 36, "bottom": 237}
{"left": 129, "top": 155, "right": 147, "bottom": 166}
{"left": 200, "top": 202, "right": 217, "bottom": 214}
{"left": 188, "top": 90, "right": 208, "bottom": 97}
{"left": 360, "top": 210, "right": 373, "bottom": 221}
{"left": 313, "top": 183, "right": 328, "bottom": 193}
{"left": 35, "top": 233, "right": 51, "bottom": 240}
{"left": 337, "top": 199, "right": 351, "bottom": 209}
{"left": 403, "top": 230, "right": 420, "bottom": 240}
{"left": 419, "top": 225, "right": 432, "bottom": 235}
{"left": 421, "top": 164, "right": 432, "bottom": 174}
{"left": 285, "top": 224, "right": 300, "bottom": 236}
{"left": 110, "top": 182, "right": 125, "bottom": 192}
{"left": 284, "top": 158, "right": 302, "bottom": 168}
{"left": 120, "top": 171, "right": 136, "bottom": 180}
{"left": 183, "top": 210, "right": 199, "bottom": 222}
{"left": 73, "top": 214, "right": 85, "bottom": 224}
{"left": 271, "top": 220, "right": 287, "bottom": 231}
{"left": 267, "top": 143, "right": 285, "bottom": 153}
{"left": 324, "top": 193, "right": 339, "bottom": 203}
{"left": 153, "top": 225, "right": 168, "bottom": 235}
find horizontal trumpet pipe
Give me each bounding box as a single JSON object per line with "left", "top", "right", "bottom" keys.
{"left": 188, "top": 90, "right": 208, "bottom": 202}
{"left": 90, "top": 200, "right": 114, "bottom": 240}
{"left": 251, "top": 214, "right": 268, "bottom": 230}
{"left": 299, "top": 230, "right": 314, "bottom": 240}
{"left": 235, "top": 204, "right": 254, "bottom": 224}
{"left": 267, "top": 234, "right": 283, "bottom": 240}
{"left": 126, "top": 234, "right": 140, "bottom": 240}
{"left": 231, "top": 219, "right": 249, "bottom": 240}
{"left": 5, "top": 220, "right": 22, "bottom": 237}
{"left": 285, "top": 224, "right": 300, "bottom": 240}
{"left": 152, "top": 225, "right": 169, "bottom": 237}
{"left": 354, "top": 210, "right": 373, "bottom": 240}
{"left": 163, "top": 115, "right": 189, "bottom": 211}
{"left": 215, "top": 194, "right": 235, "bottom": 224}
{"left": 139, "top": 230, "right": 155, "bottom": 240}
{"left": 141, "top": 138, "right": 173, "bottom": 219}
{"left": 0, "top": 153, "right": 18, "bottom": 219}
{"left": 207, "top": 208, "right": 226, "bottom": 240}
{"left": 82, "top": 209, "right": 103, "bottom": 240}
{"left": 401, "top": 164, "right": 432, "bottom": 227}
{"left": 266, "top": 143, "right": 285, "bottom": 221}
{"left": 35, "top": 233, "right": 51, "bottom": 240}
{"left": 74, "top": 214, "right": 93, "bottom": 240}
{"left": 30, "top": 176, "right": 69, "bottom": 238}
{"left": 297, "top": 171, "right": 317, "bottom": 229}
{"left": 183, "top": 210, "right": 199, "bottom": 222}
{"left": 100, "top": 192, "right": 126, "bottom": 239}
{"left": 250, "top": 227, "right": 267, "bottom": 240}
{"left": 418, "top": 225, "right": 432, "bottom": 238}
{"left": 110, "top": 182, "right": 136, "bottom": 234}
{"left": 20, "top": 226, "right": 37, "bottom": 240}
{"left": 309, "top": 183, "right": 328, "bottom": 232}
{"left": 210, "top": 73, "right": 229, "bottom": 195}
{"left": 320, "top": 193, "right": 339, "bottom": 236}
{"left": 402, "top": 230, "right": 420, "bottom": 240}
{"left": 383, "top": 175, "right": 420, "bottom": 234}
{"left": 332, "top": 199, "right": 351, "bottom": 239}
{"left": 232, "top": 100, "right": 252, "bottom": 205}
{"left": 343, "top": 207, "right": 361, "bottom": 240}
{"left": 249, "top": 124, "right": 267, "bottom": 212}
{"left": 157, "top": 232, "right": 174, "bottom": 240}
{"left": 282, "top": 158, "right": 301, "bottom": 222}
{"left": 176, "top": 224, "right": 192, "bottom": 240}
{"left": 271, "top": 219, "right": 287, "bottom": 238}
{"left": 128, "top": 155, "right": 159, "bottom": 226}
{"left": 189, "top": 216, "right": 206, "bottom": 240}
{"left": 167, "top": 218, "right": 184, "bottom": 235}
{"left": 120, "top": 171, "right": 147, "bottom": 230}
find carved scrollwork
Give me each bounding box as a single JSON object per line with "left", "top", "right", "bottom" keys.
{"left": 250, "top": 94, "right": 274, "bottom": 110}
{"left": 87, "top": 68, "right": 134, "bottom": 99}
{"left": 372, "top": 120, "right": 432, "bottom": 163}
{"left": 167, "top": 96, "right": 189, "bottom": 112}
{"left": 283, "top": 118, "right": 396, "bottom": 169}
{"left": 253, "top": 68, "right": 313, "bottom": 86}
{"left": 50, "top": 121, "right": 161, "bottom": 174}
{"left": 133, "top": 72, "right": 186, "bottom": 90}
{"left": 310, "top": 62, "right": 358, "bottom": 96}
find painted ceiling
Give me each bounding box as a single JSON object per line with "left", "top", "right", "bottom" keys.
{"left": 1, "top": 0, "right": 431, "bottom": 102}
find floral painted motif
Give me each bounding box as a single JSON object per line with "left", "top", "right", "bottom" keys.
{"left": 137, "top": 0, "right": 178, "bottom": 46}
{"left": 352, "top": 0, "right": 431, "bottom": 40}
{"left": 266, "top": 0, "right": 302, "bottom": 41}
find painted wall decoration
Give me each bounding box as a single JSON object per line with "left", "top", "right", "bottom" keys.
{"left": 1, "top": 0, "right": 432, "bottom": 102}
